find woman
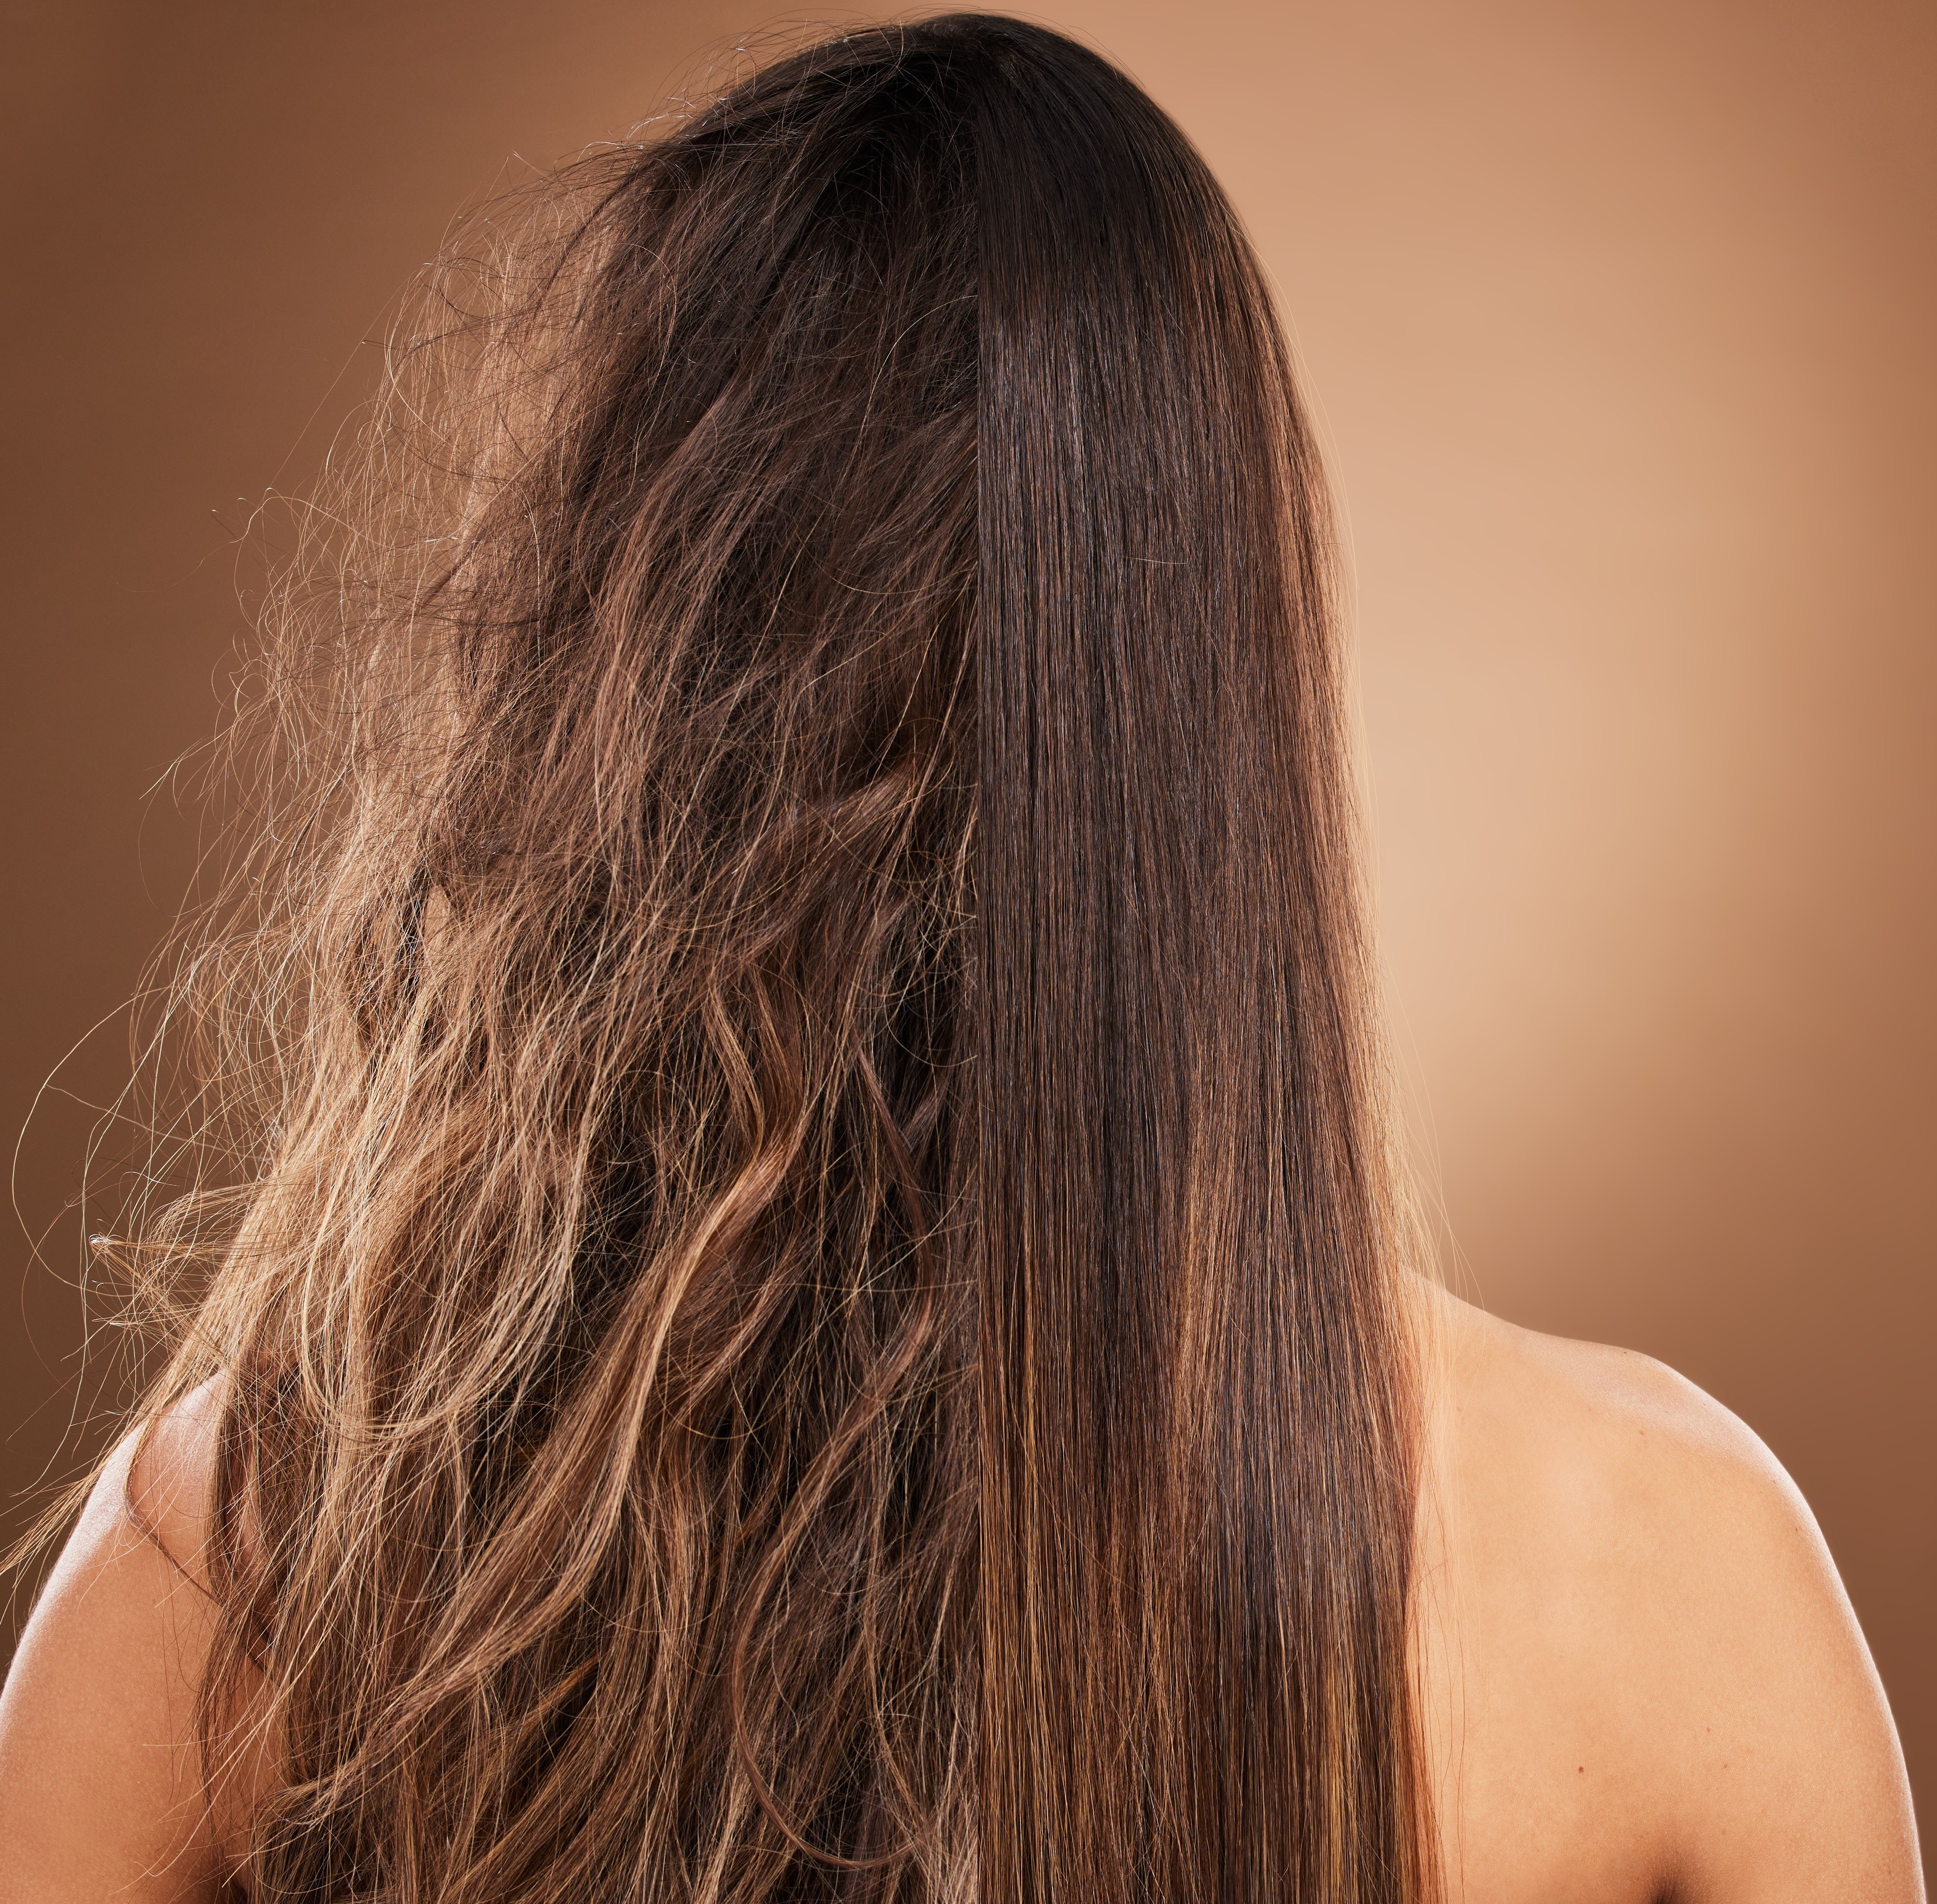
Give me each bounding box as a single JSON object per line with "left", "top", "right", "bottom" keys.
{"left": 0, "top": 16, "right": 1920, "bottom": 1901}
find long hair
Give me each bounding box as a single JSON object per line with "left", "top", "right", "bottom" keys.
{"left": 108, "top": 16, "right": 1431, "bottom": 1901}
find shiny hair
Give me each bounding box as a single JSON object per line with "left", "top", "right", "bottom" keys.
{"left": 109, "top": 15, "right": 1432, "bottom": 1900}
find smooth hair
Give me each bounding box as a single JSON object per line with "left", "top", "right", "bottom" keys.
{"left": 96, "top": 16, "right": 1432, "bottom": 1901}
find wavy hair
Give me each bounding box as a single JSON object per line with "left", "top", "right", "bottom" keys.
{"left": 101, "top": 16, "right": 1432, "bottom": 1901}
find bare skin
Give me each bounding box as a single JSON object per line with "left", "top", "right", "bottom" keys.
{"left": 1411, "top": 1281, "right": 1923, "bottom": 1901}
{"left": 0, "top": 1282, "right": 1923, "bottom": 1901}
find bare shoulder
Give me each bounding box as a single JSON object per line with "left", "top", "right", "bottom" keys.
{"left": 1409, "top": 1278, "right": 1924, "bottom": 1903}
{"left": 1419, "top": 1279, "right": 1811, "bottom": 1577}
{"left": 126, "top": 1376, "right": 229, "bottom": 1584}
{"left": 0, "top": 1378, "right": 238, "bottom": 1904}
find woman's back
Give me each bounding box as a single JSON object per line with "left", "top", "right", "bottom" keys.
{"left": 0, "top": 16, "right": 1921, "bottom": 1901}
{"left": 0, "top": 1288, "right": 1921, "bottom": 1898}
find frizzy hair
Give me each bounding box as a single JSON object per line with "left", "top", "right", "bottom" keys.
{"left": 106, "top": 16, "right": 1434, "bottom": 1901}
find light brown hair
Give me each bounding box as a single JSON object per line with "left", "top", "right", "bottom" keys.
{"left": 94, "top": 16, "right": 1431, "bottom": 1899}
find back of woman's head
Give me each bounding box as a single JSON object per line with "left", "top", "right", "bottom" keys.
{"left": 136, "top": 17, "right": 1430, "bottom": 1900}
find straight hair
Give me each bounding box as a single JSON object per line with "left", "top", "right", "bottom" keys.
{"left": 100, "top": 16, "right": 1432, "bottom": 1901}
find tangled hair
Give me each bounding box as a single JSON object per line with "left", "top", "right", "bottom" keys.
{"left": 102, "top": 15, "right": 1433, "bottom": 1902}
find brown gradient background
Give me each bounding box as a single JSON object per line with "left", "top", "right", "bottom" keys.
{"left": 3, "top": 0, "right": 1930, "bottom": 1869}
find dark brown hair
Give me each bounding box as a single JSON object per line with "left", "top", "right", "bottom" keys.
{"left": 108, "top": 15, "right": 1431, "bottom": 1900}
